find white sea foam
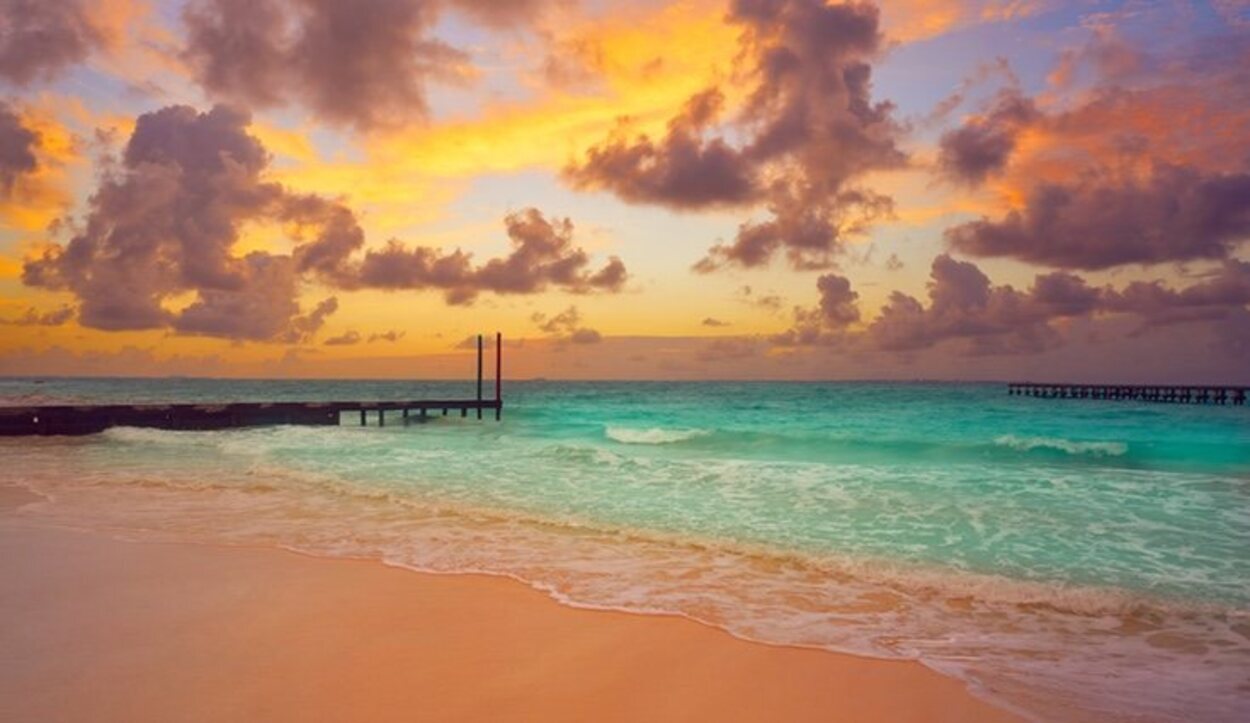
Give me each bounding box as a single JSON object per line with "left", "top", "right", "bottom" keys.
{"left": 605, "top": 426, "right": 709, "bottom": 444}
{"left": 104, "top": 426, "right": 207, "bottom": 444}
{"left": 994, "top": 434, "right": 1128, "bottom": 457}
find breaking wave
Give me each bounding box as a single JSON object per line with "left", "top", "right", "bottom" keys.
{"left": 605, "top": 426, "right": 709, "bottom": 445}
{"left": 995, "top": 434, "right": 1128, "bottom": 457}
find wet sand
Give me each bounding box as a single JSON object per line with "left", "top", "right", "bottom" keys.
{"left": 0, "top": 488, "right": 1020, "bottom": 723}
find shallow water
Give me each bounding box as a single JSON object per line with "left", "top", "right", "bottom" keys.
{"left": 3, "top": 378, "right": 1249, "bottom": 721}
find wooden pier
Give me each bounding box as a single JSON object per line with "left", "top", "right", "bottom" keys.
{"left": 0, "top": 333, "right": 504, "bottom": 436}
{"left": 1008, "top": 382, "right": 1247, "bottom": 406}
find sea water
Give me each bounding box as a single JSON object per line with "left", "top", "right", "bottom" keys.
{"left": 2, "top": 378, "right": 1248, "bottom": 721}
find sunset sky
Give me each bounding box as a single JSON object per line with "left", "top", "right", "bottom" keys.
{"left": 1, "top": 0, "right": 1247, "bottom": 381}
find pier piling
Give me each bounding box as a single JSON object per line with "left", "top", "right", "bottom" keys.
{"left": 495, "top": 331, "right": 503, "bottom": 421}
{"left": 1007, "top": 382, "right": 1247, "bottom": 406}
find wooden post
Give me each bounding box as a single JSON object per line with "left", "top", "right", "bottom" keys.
{"left": 378, "top": 409, "right": 384, "bottom": 427}
{"left": 360, "top": 409, "right": 366, "bottom": 426}
{"left": 495, "top": 331, "right": 502, "bottom": 421}
{"left": 477, "top": 334, "right": 483, "bottom": 420}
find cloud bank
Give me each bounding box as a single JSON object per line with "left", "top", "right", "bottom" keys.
{"left": 22, "top": 104, "right": 627, "bottom": 341}
{"left": 777, "top": 254, "right": 1250, "bottom": 358}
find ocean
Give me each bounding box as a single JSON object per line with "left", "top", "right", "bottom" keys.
{"left": 2, "top": 378, "right": 1248, "bottom": 721}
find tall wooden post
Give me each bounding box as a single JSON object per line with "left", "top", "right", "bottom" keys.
{"left": 495, "top": 331, "right": 502, "bottom": 421}
{"left": 476, "top": 334, "right": 483, "bottom": 420}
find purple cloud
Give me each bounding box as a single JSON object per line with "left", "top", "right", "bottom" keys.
{"left": 0, "top": 0, "right": 107, "bottom": 86}
{"left": 946, "top": 164, "right": 1250, "bottom": 270}
{"left": 0, "top": 100, "right": 38, "bottom": 194}
{"left": 532, "top": 305, "right": 603, "bottom": 344}
{"left": 564, "top": 89, "right": 759, "bottom": 209}
{"left": 181, "top": 0, "right": 465, "bottom": 130}
{"left": 351, "top": 209, "right": 627, "bottom": 305}
{"left": 938, "top": 32, "right": 1250, "bottom": 270}
{"left": 22, "top": 104, "right": 629, "bottom": 340}
{"left": 323, "top": 330, "right": 362, "bottom": 346}
{"left": 566, "top": 0, "right": 904, "bottom": 272}
{"left": 777, "top": 254, "right": 1249, "bottom": 358}
{"left": 936, "top": 90, "right": 1039, "bottom": 185}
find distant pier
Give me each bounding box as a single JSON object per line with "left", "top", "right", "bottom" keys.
{"left": 0, "top": 333, "right": 504, "bottom": 436}
{"left": 1008, "top": 382, "right": 1247, "bottom": 406}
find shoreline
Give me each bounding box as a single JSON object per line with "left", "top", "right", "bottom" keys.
{"left": 1, "top": 487, "right": 1022, "bottom": 723}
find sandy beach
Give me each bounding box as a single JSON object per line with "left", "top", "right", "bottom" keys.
{"left": 0, "top": 486, "right": 1019, "bottom": 723}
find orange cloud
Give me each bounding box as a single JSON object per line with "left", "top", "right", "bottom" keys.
{"left": 0, "top": 105, "right": 78, "bottom": 232}
{"left": 983, "top": 78, "right": 1250, "bottom": 216}
{"left": 882, "top": 0, "right": 1047, "bottom": 43}
{"left": 935, "top": 32, "right": 1250, "bottom": 273}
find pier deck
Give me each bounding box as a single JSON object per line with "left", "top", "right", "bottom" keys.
{"left": 1008, "top": 382, "right": 1246, "bottom": 406}
{"left": 0, "top": 333, "right": 504, "bottom": 436}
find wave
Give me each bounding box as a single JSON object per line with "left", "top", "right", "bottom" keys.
{"left": 605, "top": 425, "right": 709, "bottom": 445}
{"left": 85, "top": 420, "right": 1222, "bottom": 475}
{"left": 25, "top": 462, "right": 1234, "bottom": 620}
{"left": 995, "top": 434, "right": 1128, "bottom": 457}
{"left": 103, "top": 426, "right": 220, "bottom": 445}
{"left": 600, "top": 425, "right": 1149, "bottom": 468}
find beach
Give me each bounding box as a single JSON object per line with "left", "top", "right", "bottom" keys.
{"left": 1, "top": 486, "right": 1019, "bottom": 723}
{"left": 2, "top": 379, "right": 1247, "bottom": 722}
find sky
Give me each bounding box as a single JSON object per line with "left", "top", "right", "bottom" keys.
{"left": 0, "top": 0, "right": 1247, "bottom": 381}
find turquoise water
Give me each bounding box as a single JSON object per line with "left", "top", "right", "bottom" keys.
{"left": 3, "top": 378, "right": 1249, "bottom": 721}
